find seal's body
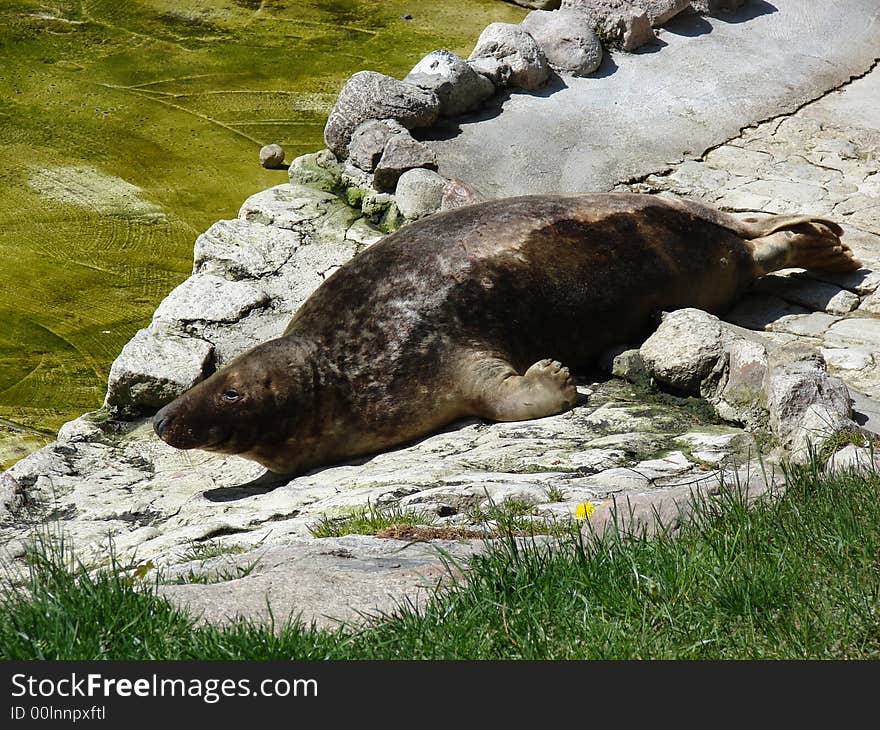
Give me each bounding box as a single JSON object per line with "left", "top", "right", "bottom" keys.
{"left": 153, "top": 193, "right": 858, "bottom": 474}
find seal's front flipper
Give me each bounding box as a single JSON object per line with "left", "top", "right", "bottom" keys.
{"left": 462, "top": 355, "right": 578, "bottom": 422}
{"left": 747, "top": 216, "right": 861, "bottom": 275}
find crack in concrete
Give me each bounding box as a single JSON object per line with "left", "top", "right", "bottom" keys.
{"left": 618, "top": 55, "right": 880, "bottom": 188}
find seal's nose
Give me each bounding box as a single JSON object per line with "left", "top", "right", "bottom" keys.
{"left": 152, "top": 410, "right": 171, "bottom": 439}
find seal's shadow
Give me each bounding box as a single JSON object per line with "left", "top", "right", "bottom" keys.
{"left": 201, "top": 391, "right": 593, "bottom": 502}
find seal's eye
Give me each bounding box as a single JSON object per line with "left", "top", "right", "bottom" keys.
{"left": 222, "top": 389, "right": 241, "bottom": 403}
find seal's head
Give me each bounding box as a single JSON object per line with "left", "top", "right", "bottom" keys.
{"left": 152, "top": 336, "right": 316, "bottom": 462}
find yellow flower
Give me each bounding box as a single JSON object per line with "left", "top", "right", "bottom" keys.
{"left": 573, "top": 502, "right": 595, "bottom": 519}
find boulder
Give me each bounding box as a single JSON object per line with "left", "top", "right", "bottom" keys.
{"left": 372, "top": 134, "right": 438, "bottom": 193}
{"left": 347, "top": 119, "right": 408, "bottom": 173}
{"left": 467, "top": 23, "right": 550, "bottom": 90}
{"left": 405, "top": 49, "right": 496, "bottom": 117}
{"left": 104, "top": 327, "right": 214, "bottom": 411}
{"left": 323, "top": 71, "right": 440, "bottom": 159}
{"left": 520, "top": 9, "right": 603, "bottom": 76}
{"left": 395, "top": 168, "right": 446, "bottom": 220}
{"left": 640, "top": 308, "right": 725, "bottom": 393}
{"left": 561, "top": 0, "right": 655, "bottom": 50}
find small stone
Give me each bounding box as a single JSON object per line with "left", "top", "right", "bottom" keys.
{"left": 520, "top": 9, "right": 603, "bottom": 76}
{"left": 467, "top": 22, "right": 550, "bottom": 90}
{"left": 825, "top": 443, "right": 879, "bottom": 474}
{"left": 323, "top": 71, "right": 440, "bottom": 159}
{"left": 395, "top": 168, "right": 446, "bottom": 220}
{"left": 259, "top": 144, "right": 285, "bottom": 169}
{"left": 400, "top": 12, "right": 413, "bottom": 20}
{"left": 372, "top": 134, "right": 438, "bottom": 193}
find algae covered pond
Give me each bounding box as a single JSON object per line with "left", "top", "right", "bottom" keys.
{"left": 0, "top": 0, "right": 524, "bottom": 467}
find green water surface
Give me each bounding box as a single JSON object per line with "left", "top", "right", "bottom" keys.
{"left": 0, "top": 0, "right": 524, "bottom": 467}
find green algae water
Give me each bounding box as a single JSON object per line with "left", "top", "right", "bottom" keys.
{"left": 0, "top": 0, "right": 525, "bottom": 468}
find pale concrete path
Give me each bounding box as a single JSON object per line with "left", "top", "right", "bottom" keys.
{"left": 429, "top": 0, "right": 880, "bottom": 197}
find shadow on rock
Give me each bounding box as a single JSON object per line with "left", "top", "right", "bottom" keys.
{"left": 202, "top": 470, "right": 295, "bottom": 502}
{"left": 663, "top": 13, "right": 714, "bottom": 37}
{"left": 715, "top": 0, "right": 778, "bottom": 24}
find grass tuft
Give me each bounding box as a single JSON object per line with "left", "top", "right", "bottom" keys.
{"left": 307, "top": 502, "right": 436, "bottom": 538}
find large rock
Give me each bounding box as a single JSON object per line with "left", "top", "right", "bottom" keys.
{"left": 405, "top": 49, "right": 496, "bottom": 117}
{"left": 395, "top": 168, "right": 446, "bottom": 220}
{"left": 520, "top": 9, "right": 603, "bottom": 76}
{"left": 323, "top": 71, "right": 440, "bottom": 159}
{"left": 104, "top": 327, "right": 214, "bottom": 411}
{"left": 640, "top": 308, "right": 725, "bottom": 393}
{"left": 467, "top": 23, "right": 551, "bottom": 90}
{"left": 347, "top": 119, "right": 408, "bottom": 173}
{"left": 561, "top": 0, "right": 656, "bottom": 50}
{"left": 372, "top": 133, "right": 438, "bottom": 193}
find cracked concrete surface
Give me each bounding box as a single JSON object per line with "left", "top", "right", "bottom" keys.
{"left": 428, "top": 0, "right": 880, "bottom": 197}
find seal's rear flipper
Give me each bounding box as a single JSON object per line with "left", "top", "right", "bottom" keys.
{"left": 747, "top": 216, "right": 861, "bottom": 275}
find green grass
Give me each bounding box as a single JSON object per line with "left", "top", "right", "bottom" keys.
{"left": 2, "top": 460, "right": 879, "bottom": 659}
{"left": 307, "top": 502, "right": 436, "bottom": 538}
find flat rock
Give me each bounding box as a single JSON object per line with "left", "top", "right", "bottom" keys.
{"left": 754, "top": 274, "right": 860, "bottom": 315}
{"left": 159, "top": 536, "right": 481, "bottom": 629}
{"left": 193, "top": 219, "right": 302, "bottom": 280}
